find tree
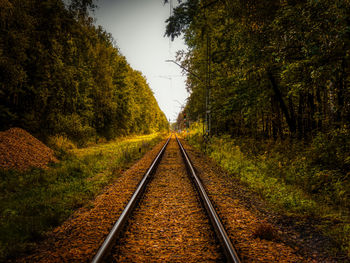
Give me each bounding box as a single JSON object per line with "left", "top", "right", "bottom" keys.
{"left": 0, "top": 0, "right": 168, "bottom": 143}
{"left": 166, "top": 0, "right": 350, "bottom": 140}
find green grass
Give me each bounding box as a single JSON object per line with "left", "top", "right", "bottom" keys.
{"left": 185, "top": 123, "right": 349, "bottom": 256}
{"left": 0, "top": 133, "right": 165, "bottom": 261}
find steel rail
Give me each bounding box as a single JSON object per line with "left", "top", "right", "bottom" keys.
{"left": 176, "top": 135, "right": 241, "bottom": 263}
{"left": 91, "top": 136, "right": 171, "bottom": 263}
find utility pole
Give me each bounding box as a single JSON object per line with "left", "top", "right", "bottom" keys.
{"left": 206, "top": 33, "right": 211, "bottom": 138}
{"left": 165, "top": 57, "right": 210, "bottom": 139}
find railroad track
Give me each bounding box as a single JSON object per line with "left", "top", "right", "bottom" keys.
{"left": 92, "top": 134, "right": 241, "bottom": 263}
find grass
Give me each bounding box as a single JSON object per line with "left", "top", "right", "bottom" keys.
{"left": 0, "top": 133, "right": 165, "bottom": 261}
{"left": 185, "top": 123, "right": 349, "bottom": 256}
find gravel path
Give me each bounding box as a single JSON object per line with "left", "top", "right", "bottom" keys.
{"left": 112, "top": 137, "right": 224, "bottom": 262}
{"left": 17, "top": 139, "right": 167, "bottom": 262}
{"left": 17, "top": 135, "right": 336, "bottom": 262}
{"left": 180, "top": 138, "right": 339, "bottom": 262}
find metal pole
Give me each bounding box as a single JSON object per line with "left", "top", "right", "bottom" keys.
{"left": 208, "top": 35, "right": 211, "bottom": 137}
{"left": 206, "top": 33, "right": 211, "bottom": 138}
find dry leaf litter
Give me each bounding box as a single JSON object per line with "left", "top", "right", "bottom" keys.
{"left": 16, "top": 139, "right": 167, "bottom": 262}
{"left": 180, "top": 138, "right": 339, "bottom": 262}
{"left": 14, "top": 135, "right": 336, "bottom": 262}
{"left": 0, "top": 127, "right": 57, "bottom": 171}
{"left": 112, "top": 137, "right": 224, "bottom": 262}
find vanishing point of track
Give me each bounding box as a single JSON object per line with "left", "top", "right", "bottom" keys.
{"left": 92, "top": 134, "right": 241, "bottom": 263}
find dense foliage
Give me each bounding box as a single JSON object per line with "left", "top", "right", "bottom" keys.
{"left": 167, "top": 0, "right": 349, "bottom": 141}
{"left": 167, "top": 0, "right": 350, "bottom": 254}
{"left": 0, "top": 0, "right": 168, "bottom": 144}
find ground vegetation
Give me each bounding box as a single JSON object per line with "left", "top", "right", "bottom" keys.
{"left": 0, "top": 133, "right": 164, "bottom": 260}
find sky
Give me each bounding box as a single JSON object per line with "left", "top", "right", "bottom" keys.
{"left": 93, "top": 0, "right": 188, "bottom": 122}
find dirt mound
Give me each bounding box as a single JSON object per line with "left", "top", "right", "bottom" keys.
{"left": 0, "top": 127, "right": 58, "bottom": 171}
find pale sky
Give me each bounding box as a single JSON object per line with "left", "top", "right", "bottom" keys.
{"left": 93, "top": 0, "right": 188, "bottom": 122}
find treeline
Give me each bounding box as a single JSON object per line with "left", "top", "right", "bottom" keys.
{"left": 0, "top": 0, "right": 168, "bottom": 145}
{"left": 166, "top": 0, "right": 349, "bottom": 140}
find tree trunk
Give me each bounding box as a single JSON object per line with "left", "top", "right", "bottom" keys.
{"left": 297, "top": 92, "right": 304, "bottom": 139}
{"left": 267, "top": 71, "right": 296, "bottom": 136}
{"left": 316, "top": 86, "right": 322, "bottom": 130}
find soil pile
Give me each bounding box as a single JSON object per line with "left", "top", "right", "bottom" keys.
{"left": 0, "top": 127, "right": 57, "bottom": 171}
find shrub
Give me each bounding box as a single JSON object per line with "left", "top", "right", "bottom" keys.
{"left": 47, "top": 135, "right": 76, "bottom": 153}
{"left": 52, "top": 114, "right": 96, "bottom": 146}
{"left": 253, "top": 223, "right": 277, "bottom": 241}
{"left": 310, "top": 128, "right": 350, "bottom": 172}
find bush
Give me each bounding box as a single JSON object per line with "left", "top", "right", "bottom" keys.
{"left": 52, "top": 114, "right": 96, "bottom": 146}
{"left": 47, "top": 135, "right": 76, "bottom": 153}
{"left": 309, "top": 128, "right": 350, "bottom": 173}
{"left": 253, "top": 223, "right": 277, "bottom": 241}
